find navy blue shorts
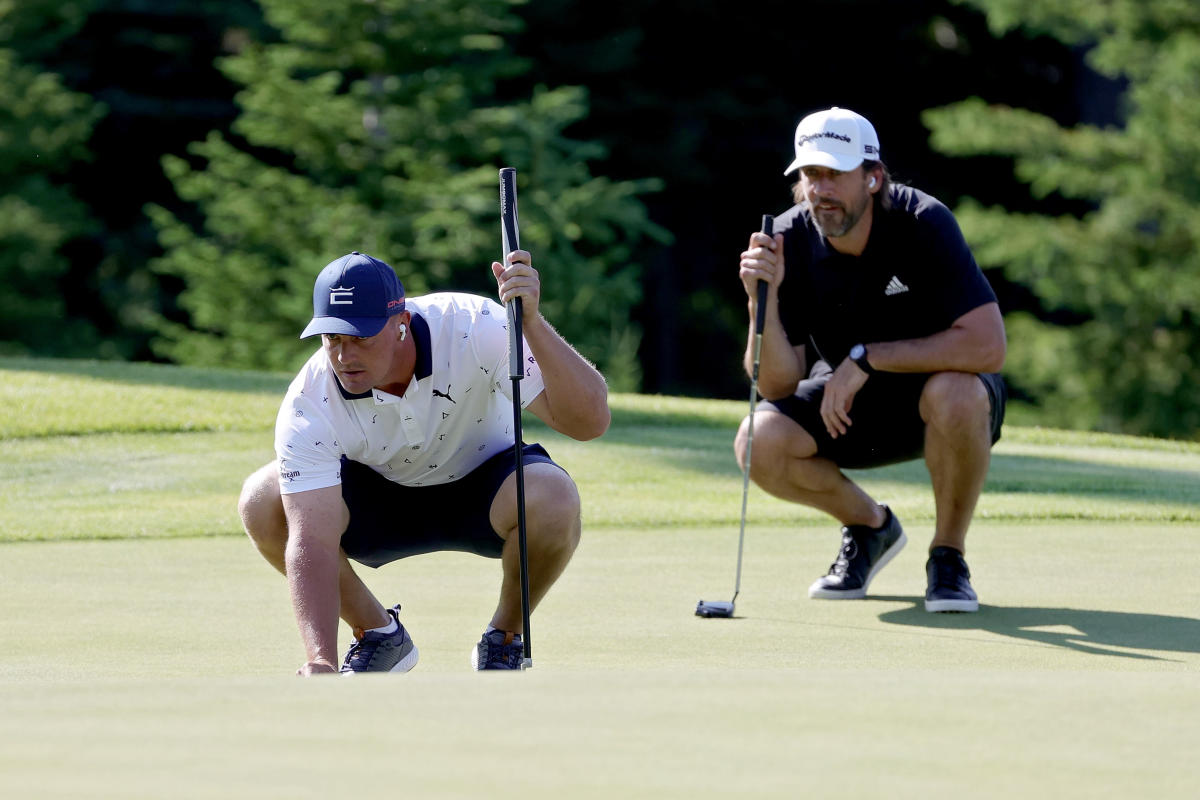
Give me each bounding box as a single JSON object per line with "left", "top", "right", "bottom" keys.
{"left": 762, "top": 363, "right": 1006, "bottom": 470}
{"left": 339, "top": 443, "right": 559, "bottom": 568}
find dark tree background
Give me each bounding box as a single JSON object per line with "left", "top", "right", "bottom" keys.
{"left": 1, "top": 0, "right": 265, "bottom": 357}
{"left": 507, "top": 0, "right": 1121, "bottom": 397}
{"left": 10, "top": 0, "right": 1191, "bottom": 437}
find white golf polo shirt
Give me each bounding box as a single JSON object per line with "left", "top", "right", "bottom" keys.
{"left": 275, "top": 292, "right": 545, "bottom": 493}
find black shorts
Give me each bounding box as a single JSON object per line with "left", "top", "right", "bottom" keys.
{"left": 339, "top": 443, "right": 560, "bottom": 568}
{"left": 762, "top": 362, "right": 1006, "bottom": 470}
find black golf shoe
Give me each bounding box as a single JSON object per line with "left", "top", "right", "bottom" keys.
{"left": 808, "top": 506, "right": 906, "bottom": 599}
{"left": 925, "top": 546, "right": 979, "bottom": 612}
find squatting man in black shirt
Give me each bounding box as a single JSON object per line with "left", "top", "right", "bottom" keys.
{"left": 736, "top": 107, "right": 1007, "bottom": 612}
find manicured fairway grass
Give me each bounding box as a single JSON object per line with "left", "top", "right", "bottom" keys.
{"left": 1, "top": 357, "right": 1198, "bottom": 798}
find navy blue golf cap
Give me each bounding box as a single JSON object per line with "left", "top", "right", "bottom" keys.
{"left": 300, "top": 252, "right": 406, "bottom": 339}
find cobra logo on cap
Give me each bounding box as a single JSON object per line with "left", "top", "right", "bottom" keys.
{"left": 329, "top": 285, "right": 354, "bottom": 305}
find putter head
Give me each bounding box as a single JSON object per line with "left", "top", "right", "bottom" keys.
{"left": 695, "top": 599, "right": 735, "bottom": 618}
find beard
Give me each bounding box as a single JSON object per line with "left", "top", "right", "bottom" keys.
{"left": 809, "top": 192, "right": 871, "bottom": 239}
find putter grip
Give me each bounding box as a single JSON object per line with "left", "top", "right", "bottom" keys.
{"left": 500, "top": 168, "right": 520, "bottom": 257}
{"left": 755, "top": 214, "right": 773, "bottom": 333}
{"left": 499, "top": 168, "right": 523, "bottom": 380}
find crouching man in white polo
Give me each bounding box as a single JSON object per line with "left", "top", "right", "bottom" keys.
{"left": 239, "top": 250, "right": 609, "bottom": 674}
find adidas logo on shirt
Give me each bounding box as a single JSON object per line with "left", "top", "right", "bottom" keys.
{"left": 884, "top": 276, "right": 910, "bottom": 296}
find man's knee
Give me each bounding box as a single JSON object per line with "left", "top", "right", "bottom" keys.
{"left": 734, "top": 416, "right": 751, "bottom": 469}
{"left": 735, "top": 410, "right": 813, "bottom": 477}
{"left": 239, "top": 462, "right": 285, "bottom": 543}
{"left": 920, "top": 372, "right": 990, "bottom": 432}
{"left": 735, "top": 410, "right": 779, "bottom": 471}
{"left": 512, "top": 465, "right": 582, "bottom": 549}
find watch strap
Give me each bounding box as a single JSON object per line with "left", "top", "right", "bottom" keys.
{"left": 852, "top": 344, "right": 875, "bottom": 375}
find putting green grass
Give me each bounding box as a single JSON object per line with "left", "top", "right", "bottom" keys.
{"left": 1, "top": 357, "right": 1198, "bottom": 798}
{"left": 1, "top": 526, "right": 1197, "bottom": 799}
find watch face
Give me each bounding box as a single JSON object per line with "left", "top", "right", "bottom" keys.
{"left": 850, "top": 344, "right": 864, "bottom": 360}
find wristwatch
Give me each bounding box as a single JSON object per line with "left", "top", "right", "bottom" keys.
{"left": 849, "top": 343, "right": 875, "bottom": 375}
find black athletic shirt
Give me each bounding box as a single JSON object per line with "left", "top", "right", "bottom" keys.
{"left": 773, "top": 184, "right": 997, "bottom": 369}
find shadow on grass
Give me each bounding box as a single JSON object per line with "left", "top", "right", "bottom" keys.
{"left": 579, "top": 427, "right": 1200, "bottom": 507}
{"left": 0, "top": 357, "right": 291, "bottom": 395}
{"left": 608, "top": 406, "right": 741, "bottom": 429}
{"left": 851, "top": 454, "right": 1200, "bottom": 505}
{"left": 875, "top": 597, "right": 1200, "bottom": 661}
{"left": 986, "top": 453, "right": 1200, "bottom": 500}
{"left": 549, "top": 419, "right": 1200, "bottom": 508}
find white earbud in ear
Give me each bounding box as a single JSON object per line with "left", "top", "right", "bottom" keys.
{"left": 868, "top": 176, "right": 877, "bottom": 189}
{"left": 398, "top": 323, "right": 407, "bottom": 342}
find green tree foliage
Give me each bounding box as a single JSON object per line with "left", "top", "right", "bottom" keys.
{"left": 149, "top": 0, "right": 665, "bottom": 390}
{"left": 0, "top": 3, "right": 104, "bottom": 356}
{"left": 1, "top": 0, "right": 264, "bottom": 360}
{"left": 924, "top": 0, "right": 1200, "bottom": 437}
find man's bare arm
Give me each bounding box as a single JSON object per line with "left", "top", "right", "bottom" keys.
{"left": 740, "top": 231, "right": 806, "bottom": 398}
{"left": 863, "top": 302, "right": 1006, "bottom": 375}
{"left": 281, "top": 485, "right": 348, "bottom": 675}
{"left": 521, "top": 316, "right": 611, "bottom": 441}
{"left": 493, "top": 251, "right": 610, "bottom": 441}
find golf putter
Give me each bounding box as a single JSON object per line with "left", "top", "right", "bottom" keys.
{"left": 499, "top": 167, "right": 533, "bottom": 667}
{"left": 697, "top": 213, "right": 773, "bottom": 619}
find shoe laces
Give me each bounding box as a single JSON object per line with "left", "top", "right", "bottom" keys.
{"left": 342, "top": 630, "right": 385, "bottom": 670}
{"left": 481, "top": 631, "right": 524, "bottom": 669}
{"left": 827, "top": 532, "right": 857, "bottom": 575}
{"left": 342, "top": 608, "right": 401, "bottom": 671}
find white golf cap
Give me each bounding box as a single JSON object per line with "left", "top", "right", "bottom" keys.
{"left": 783, "top": 107, "right": 881, "bottom": 175}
